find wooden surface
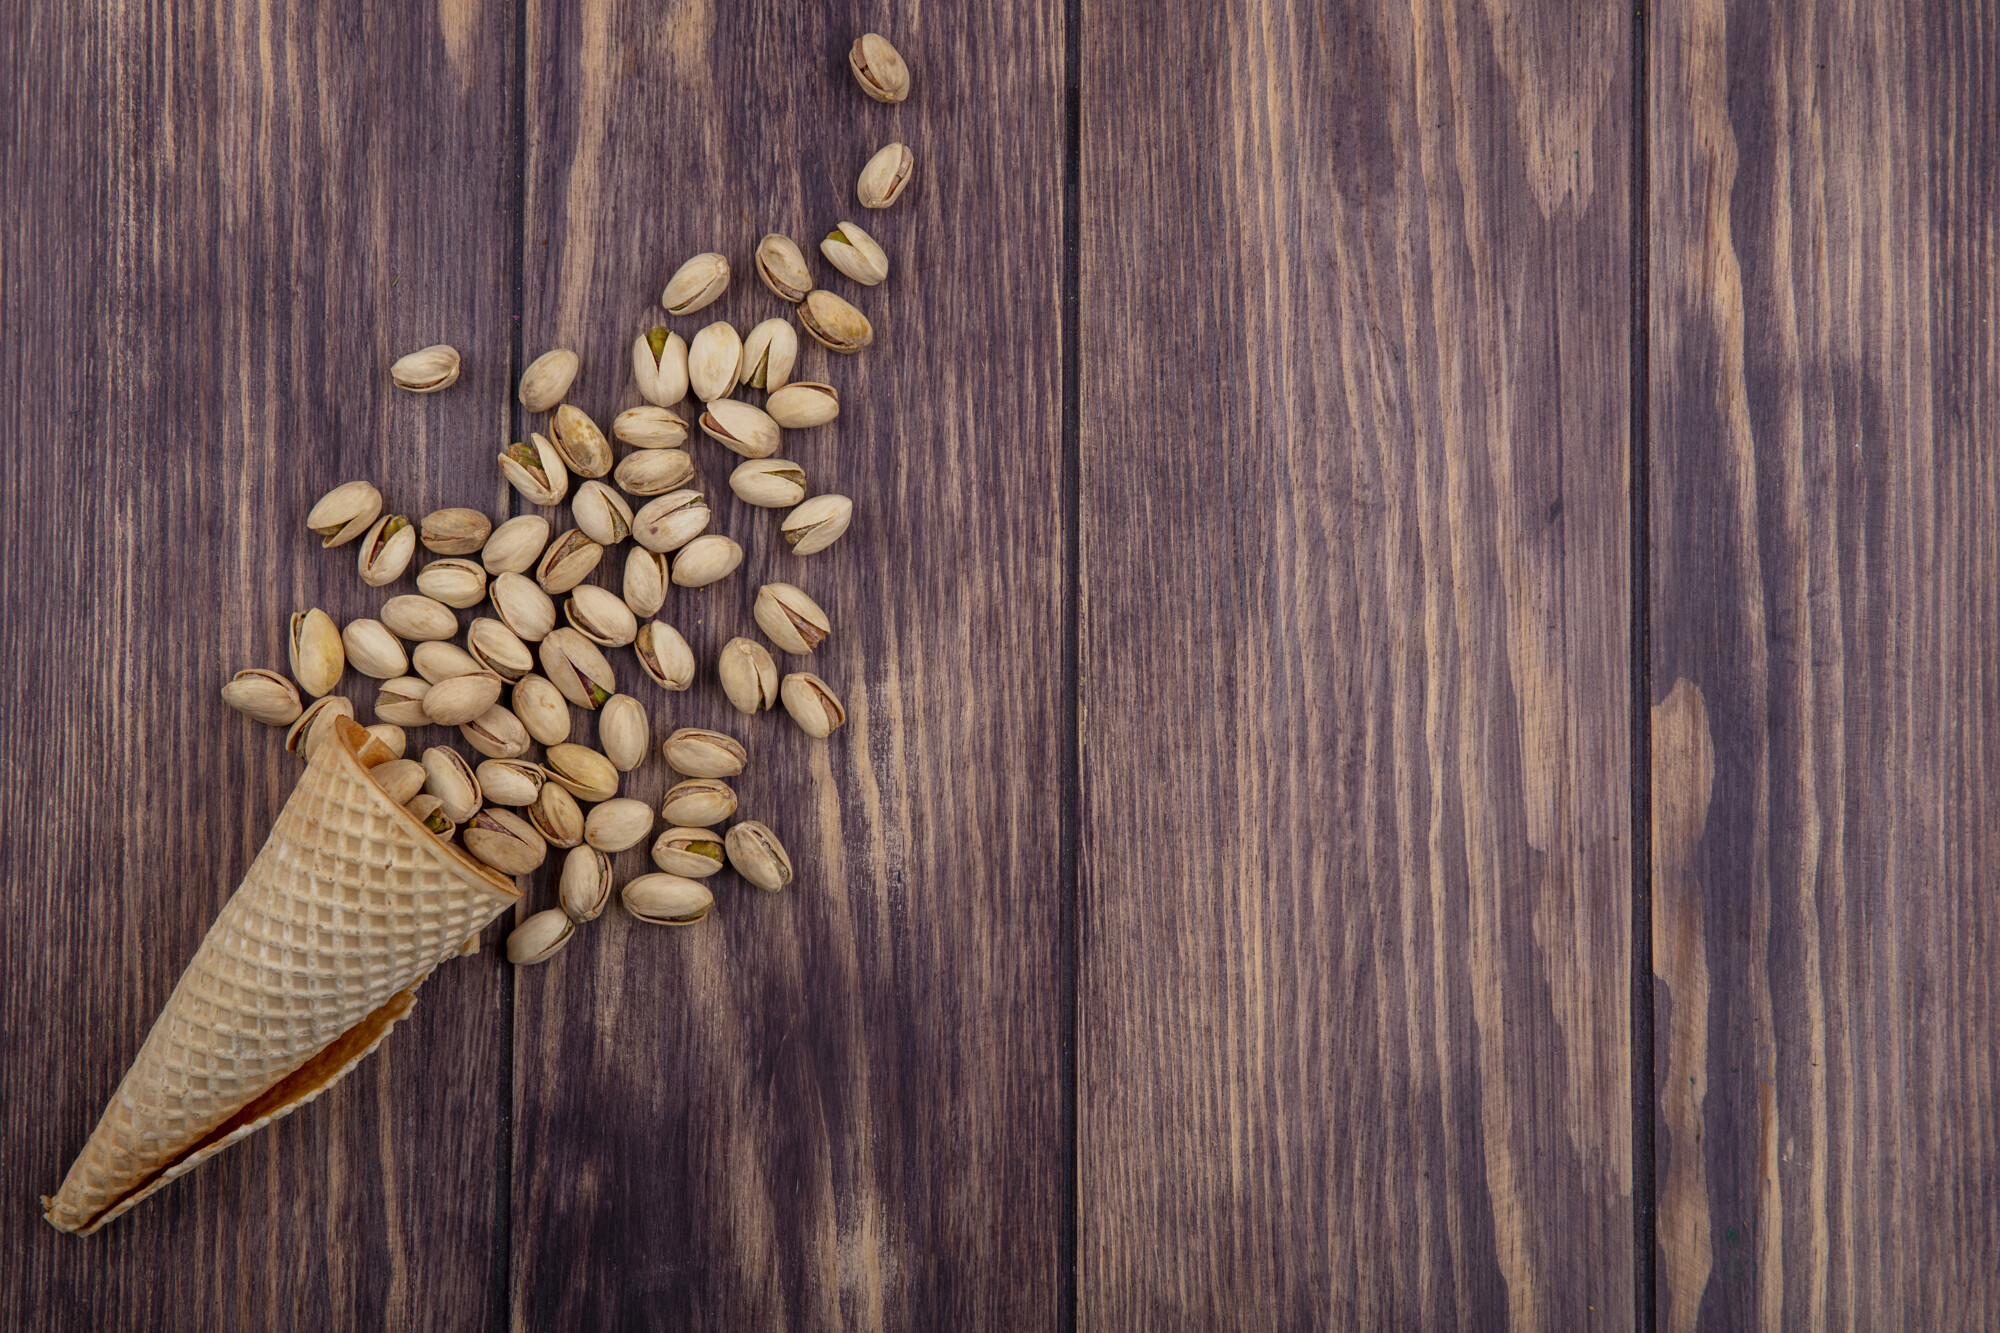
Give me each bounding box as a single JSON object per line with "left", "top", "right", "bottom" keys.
{"left": 0, "top": 0, "right": 1994, "bottom": 1329}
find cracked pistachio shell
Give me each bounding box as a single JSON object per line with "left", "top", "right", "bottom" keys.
{"left": 623, "top": 547, "right": 670, "bottom": 618}
{"left": 560, "top": 846, "right": 613, "bottom": 921}
{"left": 699, "top": 399, "right": 781, "bottom": 459}
{"left": 688, "top": 322, "right": 742, "bottom": 403}
{"left": 550, "top": 403, "right": 612, "bottom": 479}
{"left": 529, "top": 781, "right": 585, "bottom": 848}
{"left": 422, "top": 671, "right": 505, "bottom": 727}
{"left": 671, "top": 534, "right": 743, "bottom": 588}
{"left": 416, "top": 557, "right": 488, "bottom": 609}
{"left": 780, "top": 494, "right": 853, "bottom": 556}
{"left": 797, "top": 290, "right": 874, "bottom": 353}
{"left": 475, "top": 757, "right": 546, "bottom": 807}
{"left": 222, "top": 668, "right": 302, "bottom": 725}
{"left": 725, "top": 821, "right": 794, "bottom": 891}
{"left": 662, "top": 253, "right": 730, "bottom": 316}
{"left": 460, "top": 702, "right": 531, "bottom": 759}
{"left": 364, "top": 722, "right": 407, "bottom": 758}
{"left": 341, "top": 618, "right": 408, "bottom": 680}
{"left": 754, "top": 583, "right": 831, "bottom": 655}
{"left": 652, "top": 827, "right": 727, "bottom": 878}
{"left": 289, "top": 609, "right": 345, "bottom": 697}
{"left": 614, "top": 447, "right": 696, "bottom": 498}
{"left": 372, "top": 758, "right": 427, "bottom": 806}
{"left": 466, "top": 807, "right": 547, "bottom": 877}
{"left": 717, "top": 637, "right": 779, "bottom": 714}
{"left": 848, "top": 32, "right": 911, "bottom": 102}
{"left": 306, "top": 480, "right": 383, "bottom": 548}
{"left": 499, "top": 433, "right": 569, "bottom": 506}
{"left": 739, "top": 319, "right": 798, "bottom": 391}
{"left": 571, "top": 480, "right": 633, "bottom": 546}
{"left": 506, "top": 908, "right": 574, "bottom": 965}
{"left": 357, "top": 514, "right": 418, "bottom": 587}
{"left": 405, "top": 793, "right": 455, "bottom": 839}
{"left": 391, "top": 344, "right": 460, "bottom": 393}
{"left": 660, "top": 779, "right": 737, "bottom": 828}
{"left": 483, "top": 514, "right": 551, "bottom": 574}
{"left": 632, "top": 326, "right": 689, "bottom": 407}
{"left": 613, "top": 404, "right": 689, "bottom": 450}
{"left": 622, "top": 873, "right": 714, "bottom": 926}
{"left": 374, "top": 677, "right": 432, "bottom": 728}
{"left": 545, "top": 742, "right": 619, "bottom": 803}
{"left": 585, "top": 797, "right": 655, "bottom": 853}
{"left": 781, "top": 672, "right": 847, "bottom": 738}
{"left": 519, "top": 348, "right": 579, "bottom": 413}
{"left": 539, "top": 628, "right": 616, "bottom": 710}
{"left": 420, "top": 507, "right": 491, "bottom": 555}
{"left": 380, "top": 594, "right": 459, "bottom": 642}
{"left": 857, "top": 142, "right": 915, "bottom": 209}
{"left": 466, "top": 617, "right": 535, "bottom": 681}
{"left": 764, "top": 382, "right": 840, "bottom": 429}
{"left": 730, "top": 459, "right": 809, "bottom": 509}
{"left": 285, "top": 694, "right": 354, "bottom": 759}
{"left": 421, "top": 745, "right": 483, "bottom": 822}
{"left": 510, "top": 672, "right": 571, "bottom": 746}
{"left": 634, "top": 621, "right": 695, "bottom": 690}
{"left": 632, "top": 490, "right": 711, "bottom": 553}
{"left": 566, "top": 583, "right": 638, "bottom": 647}
{"left": 820, "top": 221, "right": 889, "bottom": 286}
{"left": 663, "top": 727, "right": 747, "bottom": 778}
{"left": 754, "top": 233, "right": 813, "bottom": 303}
{"left": 490, "top": 572, "right": 557, "bottom": 644}
{"left": 599, "top": 694, "right": 650, "bottom": 772}
{"left": 535, "top": 529, "right": 604, "bottom": 596}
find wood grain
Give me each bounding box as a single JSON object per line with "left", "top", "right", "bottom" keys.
{"left": 505, "top": 2, "right": 1067, "bottom": 1329}
{"left": 0, "top": 0, "right": 518, "bottom": 1326}
{"left": 1077, "top": 0, "right": 1636, "bottom": 1326}
{"left": 1649, "top": 0, "right": 2000, "bottom": 1326}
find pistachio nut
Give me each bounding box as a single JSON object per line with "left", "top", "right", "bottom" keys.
{"left": 475, "top": 757, "right": 546, "bottom": 807}
{"left": 391, "top": 344, "right": 460, "bottom": 393}
{"left": 699, "top": 399, "right": 781, "bottom": 459}
{"left": 856, "top": 142, "right": 914, "bottom": 209}
{"left": 364, "top": 722, "right": 407, "bottom": 758}
{"left": 222, "top": 668, "right": 303, "bottom": 726}
{"left": 570, "top": 480, "right": 633, "bottom": 545}
{"left": 405, "top": 793, "right": 455, "bottom": 839}
{"left": 534, "top": 529, "right": 604, "bottom": 596}
{"left": 613, "top": 404, "right": 690, "bottom": 450}
{"left": 728, "top": 459, "right": 809, "bottom": 509}
{"left": 506, "top": 908, "right": 575, "bottom": 965}
{"left": 306, "top": 480, "right": 384, "bottom": 548}
{"left": 849, "top": 32, "right": 911, "bottom": 103}
{"left": 423, "top": 671, "right": 505, "bottom": 727}
{"left": 465, "top": 807, "right": 547, "bottom": 876}
{"left": 466, "top": 616, "right": 535, "bottom": 681}
{"left": 651, "top": 827, "right": 727, "bottom": 878}
{"left": 416, "top": 557, "right": 489, "bottom": 609}
{"left": 539, "top": 628, "right": 616, "bottom": 710}
{"left": 631, "top": 490, "right": 711, "bottom": 552}
{"left": 780, "top": 494, "right": 854, "bottom": 555}
{"left": 357, "top": 514, "right": 417, "bottom": 587}
{"left": 372, "top": 758, "right": 428, "bottom": 806}
{"left": 781, "top": 672, "right": 847, "bottom": 738}
{"left": 634, "top": 621, "right": 695, "bottom": 690}
{"left": 421, "top": 745, "right": 483, "bottom": 822}
{"left": 354, "top": 727, "right": 399, "bottom": 768}
{"left": 529, "top": 781, "right": 585, "bottom": 848}
{"left": 663, "top": 727, "right": 747, "bottom": 778}
{"left": 662, "top": 252, "right": 730, "bottom": 316}
{"left": 519, "top": 348, "right": 579, "bottom": 413}
{"left": 490, "top": 572, "right": 557, "bottom": 643}
{"left": 671, "top": 534, "right": 743, "bottom": 588}
{"left": 499, "top": 433, "right": 569, "bottom": 506}
{"left": 622, "top": 873, "right": 714, "bottom": 926}
{"left": 289, "top": 609, "right": 345, "bottom": 697}
{"left": 549, "top": 403, "right": 612, "bottom": 479}
{"left": 763, "top": 382, "right": 841, "bottom": 429}
{"left": 623, "top": 546, "right": 670, "bottom": 618}
{"left": 754, "top": 582, "right": 831, "bottom": 655}
{"left": 797, "top": 290, "right": 874, "bottom": 354}
{"left": 510, "top": 672, "right": 572, "bottom": 746}
{"left": 599, "top": 693, "right": 650, "bottom": 772}
{"left": 739, "top": 319, "right": 798, "bottom": 391}
{"left": 565, "top": 584, "right": 638, "bottom": 647}
{"left": 380, "top": 594, "right": 459, "bottom": 642}
{"left": 544, "top": 742, "right": 619, "bottom": 802}
{"left": 420, "top": 507, "right": 492, "bottom": 555}
{"left": 660, "top": 778, "right": 738, "bottom": 828}
{"left": 483, "top": 514, "right": 551, "bottom": 574}
{"left": 341, "top": 618, "right": 408, "bottom": 680}
{"left": 585, "top": 797, "right": 655, "bottom": 853}
{"left": 632, "top": 326, "right": 690, "bottom": 407}
{"left": 285, "top": 694, "right": 354, "bottom": 759}
{"left": 460, "top": 703, "right": 532, "bottom": 759}
{"left": 820, "top": 221, "right": 889, "bottom": 286}
{"left": 374, "top": 677, "right": 432, "bottom": 728}
{"left": 755, "top": 233, "right": 813, "bottom": 303}
{"left": 614, "top": 447, "right": 696, "bottom": 498}
{"left": 725, "top": 820, "right": 794, "bottom": 891}
{"left": 560, "top": 845, "right": 614, "bottom": 921}
{"left": 717, "top": 637, "right": 779, "bottom": 714}
{"left": 688, "top": 322, "right": 743, "bottom": 403}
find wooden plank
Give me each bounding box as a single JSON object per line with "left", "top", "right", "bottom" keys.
{"left": 1649, "top": 0, "right": 2000, "bottom": 1326}
{"left": 507, "top": 4, "right": 1066, "bottom": 1328}
{"left": 0, "top": 0, "right": 518, "bottom": 1326}
{"left": 1077, "top": 0, "right": 1635, "bottom": 1326}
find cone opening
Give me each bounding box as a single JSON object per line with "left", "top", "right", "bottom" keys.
{"left": 327, "top": 716, "right": 519, "bottom": 900}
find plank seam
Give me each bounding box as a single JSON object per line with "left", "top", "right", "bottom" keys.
{"left": 1061, "top": 0, "right": 1083, "bottom": 1325}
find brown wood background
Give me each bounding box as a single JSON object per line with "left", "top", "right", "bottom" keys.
{"left": 0, "top": 0, "right": 1992, "bottom": 1330}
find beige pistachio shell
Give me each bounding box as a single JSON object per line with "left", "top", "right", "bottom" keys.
{"left": 755, "top": 233, "right": 813, "bottom": 303}
{"left": 566, "top": 584, "right": 638, "bottom": 647}
{"left": 651, "top": 827, "right": 727, "bottom": 878}
{"left": 372, "top": 758, "right": 428, "bottom": 806}
{"left": 466, "top": 807, "right": 548, "bottom": 876}
{"left": 623, "top": 547, "right": 670, "bottom": 618}
{"left": 499, "top": 433, "right": 569, "bottom": 506}
{"left": 634, "top": 621, "right": 695, "bottom": 690}
{"left": 373, "top": 677, "right": 432, "bottom": 728}
{"left": 820, "top": 221, "right": 889, "bottom": 286}
{"left": 306, "top": 480, "right": 383, "bottom": 548}
{"left": 289, "top": 609, "right": 345, "bottom": 698}
{"left": 285, "top": 695, "right": 354, "bottom": 759}
{"left": 519, "top": 348, "right": 579, "bottom": 413}
{"left": 797, "top": 290, "right": 873, "bottom": 353}
{"left": 781, "top": 672, "right": 847, "bottom": 738}
{"left": 391, "top": 344, "right": 460, "bottom": 393}
{"left": 544, "top": 742, "right": 619, "bottom": 803}
{"left": 510, "top": 672, "right": 572, "bottom": 746}
{"left": 717, "top": 637, "right": 779, "bottom": 714}
{"left": 848, "top": 32, "right": 911, "bottom": 102}
{"left": 416, "top": 557, "right": 489, "bottom": 609}
{"left": 660, "top": 779, "right": 738, "bottom": 829}
{"left": 539, "top": 628, "right": 616, "bottom": 710}
{"left": 483, "top": 514, "right": 551, "bottom": 574}
{"left": 421, "top": 745, "right": 483, "bottom": 823}
{"left": 663, "top": 727, "right": 747, "bottom": 778}
{"left": 460, "top": 703, "right": 532, "bottom": 759}
{"left": 632, "top": 490, "right": 711, "bottom": 553}
{"left": 739, "top": 319, "right": 798, "bottom": 391}
{"left": 560, "top": 846, "right": 613, "bottom": 921}
{"left": 856, "top": 142, "right": 915, "bottom": 209}
{"left": 621, "top": 873, "right": 714, "bottom": 926}
{"left": 420, "top": 507, "right": 491, "bottom": 555}
{"left": 729, "top": 459, "right": 809, "bottom": 509}
{"left": 632, "top": 326, "right": 689, "bottom": 406}
{"left": 422, "top": 671, "right": 505, "bottom": 727}
{"left": 688, "top": 322, "right": 743, "bottom": 403}
{"left": 671, "top": 534, "right": 743, "bottom": 588}
{"left": 699, "top": 399, "right": 781, "bottom": 459}
{"left": 599, "top": 693, "right": 650, "bottom": 772}
{"left": 222, "top": 668, "right": 303, "bottom": 726}
{"left": 491, "top": 572, "right": 558, "bottom": 643}
{"left": 357, "top": 515, "right": 418, "bottom": 586}
{"left": 364, "top": 722, "right": 407, "bottom": 758}
{"left": 753, "top": 583, "right": 831, "bottom": 655}
{"left": 506, "top": 908, "right": 575, "bottom": 965}
{"left": 405, "top": 793, "right": 455, "bottom": 839}
{"left": 380, "top": 594, "right": 459, "bottom": 642}
{"left": 475, "top": 757, "right": 546, "bottom": 807}
{"left": 529, "top": 781, "right": 585, "bottom": 848}
{"left": 585, "top": 797, "right": 655, "bottom": 853}
{"left": 570, "top": 480, "right": 633, "bottom": 546}
{"left": 613, "top": 405, "right": 689, "bottom": 450}
{"left": 413, "top": 640, "right": 482, "bottom": 684}
{"left": 535, "top": 529, "right": 604, "bottom": 596}
{"left": 614, "top": 448, "right": 696, "bottom": 498}
{"left": 662, "top": 252, "right": 730, "bottom": 316}
{"left": 467, "top": 616, "right": 536, "bottom": 680}
{"left": 550, "top": 403, "right": 612, "bottom": 479}
{"left": 341, "top": 618, "right": 408, "bottom": 680}
{"left": 725, "top": 820, "right": 794, "bottom": 891}
{"left": 780, "top": 494, "right": 854, "bottom": 556}
{"left": 764, "top": 382, "right": 840, "bottom": 429}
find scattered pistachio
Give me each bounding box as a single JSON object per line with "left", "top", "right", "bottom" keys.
{"left": 416, "top": 557, "right": 488, "bottom": 609}
{"left": 380, "top": 594, "right": 458, "bottom": 642}
{"left": 662, "top": 252, "right": 730, "bottom": 316}
{"left": 422, "top": 671, "right": 505, "bottom": 727}
{"left": 560, "top": 846, "right": 613, "bottom": 921}
{"left": 730, "top": 459, "right": 810, "bottom": 509}
{"left": 475, "top": 758, "right": 546, "bottom": 807}
{"left": 412, "top": 642, "right": 480, "bottom": 683}
{"left": 622, "top": 873, "right": 714, "bottom": 926}
{"left": 613, "top": 404, "right": 689, "bottom": 450}
{"left": 549, "top": 403, "right": 612, "bottom": 479}
{"left": 614, "top": 447, "right": 696, "bottom": 497}
{"left": 459, "top": 703, "right": 532, "bottom": 759}
{"left": 467, "top": 616, "right": 536, "bottom": 680}
{"left": 404, "top": 793, "right": 455, "bottom": 839}
{"left": 490, "top": 572, "right": 557, "bottom": 644}
{"left": 539, "top": 628, "right": 616, "bottom": 710}
{"left": 821, "top": 221, "right": 889, "bottom": 286}
{"left": 545, "top": 742, "right": 619, "bottom": 803}
{"left": 420, "top": 507, "right": 492, "bottom": 555}
{"left": 374, "top": 677, "right": 432, "bottom": 728}
{"left": 651, "top": 827, "right": 727, "bottom": 878}
{"left": 754, "top": 583, "right": 831, "bottom": 655}
{"left": 688, "top": 322, "right": 743, "bottom": 403}
{"left": 570, "top": 480, "right": 633, "bottom": 546}
{"left": 725, "top": 820, "right": 793, "bottom": 891}
{"left": 372, "top": 758, "right": 427, "bottom": 806}
{"left": 856, "top": 142, "right": 914, "bottom": 209}
{"left": 631, "top": 490, "right": 711, "bottom": 553}
{"left": 585, "top": 797, "right": 655, "bottom": 853}
{"left": 421, "top": 745, "right": 483, "bottom": 822}
{"left": 506, "top": 908, "right": 575, "bottom": 965}
{"left": 565, "top": 584, "right": 638, "bottom": 647}
{"left": 755, "top": 233, "right": 813, "bottom": 303}
{"left": 535, "top": 529, "right": 605, "bottom": 596}
{"left": 482, "top": 514, "right": 551, "bottom": 574}
{"left": 499, "top": 433, "right": 569, "bottom": 506}
{"left": 663, "top": 727, "right": 747, "bottom": 778}
{"left": 780, "top": 494, "right": 854, "bottom": 556}
{"left": 699, "top": 399, "right": 781, "bottom": 459}
{"left": 466, "top": 807, "right": 548, "bottom": 876}
{"left": 634, "top": 621, "right": 696, "bottom": 690}
{"left": 357, "top": 514, "right": 417, "bottom": 587}
{"left": 364, "top": 722, "right": 407, "bottom": 758}
{"left": 289, "top": 609, "right": 345, "bottom": 698}
{"left": 632, "top": 326, "right": 689, "bottom": 406}
{"left": 222, "top": 668, "right": 303, "bottom": 726}
{"left": 529, "top": 780, "right": 585, "bottom": 848}
{"left": 599, "top": 693, "right": 650, "bottom": 772}
{"left": 849, "top": 32, "right": 911, "bottom": 103}
{"left": 763, "top": 382, "right": 840, "bottom": 429}
{"left": 717, "top": 637, "right": 779, "bottom": 714}
{"left": 671, "top": 534, "right": 744, "bottom": 588}
{"left": 519, "top": 348, "right": 579, "bottom": 413}
{"left": 797, "top": 290, "right": 873, "bottom": 353}
{"left": 660, "top": 779, "right": 738, "bottom": 828}
{"left": 306, "top": 481, "right": 383, "bottom": 548}
{"left": 623, "top": 546, "right": 670, "bottom": 618}
{"left": 341, "top": 618, "right": 408, "bottom": 680}
{"left": 285, "top": 695, "right": 354, "bottom": 759}
{"left": 391, "top": 344, "right": 460, "bottom": 393}
{"left": 739, "top": 319, "right": 798, "bottom": 391}
{"left": 781, "top": 673, "right": 847, "bottom": 738}
{"left": 510, "top": 672, "right": 571, "bottom": 746}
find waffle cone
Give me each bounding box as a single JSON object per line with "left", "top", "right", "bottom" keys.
{"left": 43, "top": 716, "right": 519, "bottom": 1235}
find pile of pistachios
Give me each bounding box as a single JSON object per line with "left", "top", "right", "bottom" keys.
{"left": 219, "top": 33, "right": 914, "bottom": 966}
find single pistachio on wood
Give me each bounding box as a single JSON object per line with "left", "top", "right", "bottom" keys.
{"left": 632, "top": 326, "right": 689, "bottom": 406}
{"left": 660, "top": 778, "right": 738, "bottom": 828}
{"left": 849, "top": 32, "right": 911, "bottom": 102}
{"left": 856, "top": 142, "right": 915, "bottom": 209}
{"left": 421, "top": 745, "right": 483, "bottom": 822}
{"left": 465, "top": 807, "right": 547, "bottom": 876}
{"left": 585, "top": 797, "right": 655, "bottom": 853}
{"left": 289, "top": 609, "right": 345, "bottom": 697}
{"left": 671, "top": 534, "right": 743, "bottom": 588}
{"left": 416, "top": 557, "right": 488, "bottom": 609}
{"left": 374, "top": 677, "right": 432, "bottom": 728}
{"left": 622, "top": 874, "right": 714, "bottom": 926}
{"left": 506, "top": 908, "right": 574, "bottom": 965}
{"left": 535, "top": 529, "right": 604, "bottom": 596}
{"left": 688, "top": 322, "right": 743, "bottom": 403}
{"left": 510, "top": 672, "right": 571, "bottom": 746}
{"left": 662, "top": 252, "right": 730, "bottom": 316}
{"left": 285, "top": 694, "right": 354, "bottom": 759}
{"left": 364, "top": 722, "right": 407, "bottom": 758}
{"left": 755, "top": 233, "right": 813, "bottom": 303}
{"left": 475, "top": 757, "right": 546, "bottom": 807}
{"left": 549, "top": 403, "right": 612, "bottom": 479}
{"left": 729, "top": 459, "right": 809, "bottom": 509}
{"left": 631, "top": 490, "right": 711, "bottom": 553}
{"left": 420, "top": 507, "right": 491, "bottom": 555}
{"left": 565, "top": 584, "right": 638, "bottom": 647}
{"left": 739, "top": 319, "right": 798, "bottom": 391}
{"left": 780, "top": 494, "right": 854, "bottom": 556}
{"left": 482, "top": 514, "right": 551, "bottom": 574}
{"left": 519, "top": 348, "right": 579, "bottom": 413}
{"left": 797, "top": 290, "right": 874, "bottom": 354}
{"left": 820, "top": 221, "right": 889, "bottom": 286}
{"left": 545, "top": 742, "right": 619, "bottom": 803}
{"left": 717, "top": 637, "right": 779, "bottom": 714}
{"left": 306, "top": 480, "right": 383, "bottom": 548}
{"left": 391, "top": 344, "right": 460, "bottom": 393}
{"left": 466, "top": 617, "right": 535, "bottom": 682}
{"left": 357, "top": 514, "right": 418, "bottom": 587}
{"left": 725, "top": 821, "right": 794, "bottom": 891}
{"left": 539, "top": 628, "right": 616, "bottom": 710}
{"left": 529, "top": 780, "right": 585, "bottom": 848}
{"left": 222, "top": 668, "right": 303, "bottom": 726}
{"left": 599, "top": 694, "right": 650, "bottom": 772}
{"left": 764, "top": 382, "right": 840, "bottom": 429}
{"left": 614, "top": 448, "right": 696, "bottom": 498}
{"left": 560, "top": 846, "right": 613, "bottom": 921}
{"left": 652, "top": 827, "right": 727, "bottom": 878}
{"left": 405, "top": 792, "right": 455, "bottom": 839}
{"left": 460, "top": 702, "right": 531, "bottom": 759}
{"left": 623, "top": 546, "right": 670, "bottom": 618}
{"left": 422, "top": 671, "right": 505, "bottom": 727}
{"left": 781, "top": 673, "right": 847, "bottom": 738}
{"left": 499, "top": 433, "right": 569, "bottom": 506}
{"left": 380, "top": 594, "right": 458, "bottom": 642}
{"left": 754, "top": 582, "right": 831, "bottom": 655}
{"left": 613, "top": 404, "right": 689, "bottom": 450}
{"left": 341, "top": 618, "right": 408, "bottom": 680}
{"left": 570, "top": 480, "right": 633, "bottom": 546}
{"left": 372, "top": 758, "right": 427, "bottom": 806}
{"left": 490, "top": 572, "right": 557, "bottom": 643}
{"left": 699, "top": 399, "right": 781, "bottom": 459}
{"left": 663, "top": 727, "right": 747, "bottom": 778}
{"left": 634, "top": 621, "right": 695, "bottom": 690}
